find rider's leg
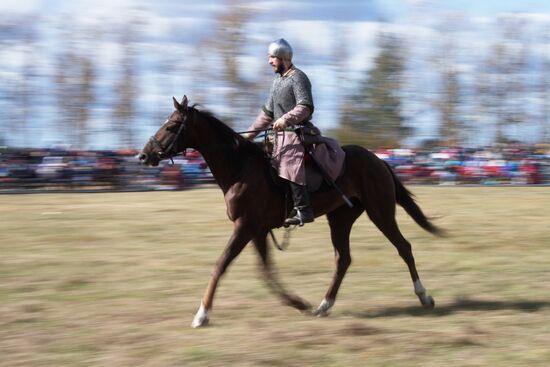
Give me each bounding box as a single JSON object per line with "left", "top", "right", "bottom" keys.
{"left": 284, "top": 181, "right": 314, "bottom": 226}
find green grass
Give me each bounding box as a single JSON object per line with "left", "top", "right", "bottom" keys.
{"left": 1, "top": 187, "right": 549, "bottom": 366}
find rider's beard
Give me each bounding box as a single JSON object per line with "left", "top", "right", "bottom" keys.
{"left": 275, "top": 62, "right": 285, "bottom": 75}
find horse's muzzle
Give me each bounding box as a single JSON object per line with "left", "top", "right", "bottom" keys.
{"left": 138, "top": 152, "right": 148, "bottom": 163}
{"left": 138, "top": 152, "right": 160, "bottom": 167}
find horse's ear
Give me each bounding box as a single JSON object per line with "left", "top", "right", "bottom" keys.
{"left": 173, "top": 96, "right": 181, "bottom": 111}
{"left": 173, "top": 96, "right": 188, "bottom": 113}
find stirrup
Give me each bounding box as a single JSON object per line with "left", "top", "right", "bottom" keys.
{"left": 284, "top": 208, "right": 314, "bottom": 227}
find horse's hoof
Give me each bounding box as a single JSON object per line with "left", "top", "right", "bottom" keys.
{"left": 191, "top": 315, "right": 209, "bottom": 328}
{"left": 191, "top": 309, "right": 210, "bottom": 328}
{"left": 421, "top": 295, "right": 435, "bottom": 310}
{"left": 313, "top": 298, "right": 334, "bottom": 317}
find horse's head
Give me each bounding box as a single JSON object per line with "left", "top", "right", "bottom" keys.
{"left": 139, "top": 96, "right": 192, "bottom": 166}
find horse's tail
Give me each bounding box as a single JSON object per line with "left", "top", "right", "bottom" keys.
{"left": 383, "top": 161, "right": 445, "bottom": 237}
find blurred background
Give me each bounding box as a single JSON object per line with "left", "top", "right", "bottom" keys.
{"left": 1, "top": 0, "right": 549, "bottom": 191}
{"left": 2, "top": 4, "right": 550, "bottom": 365}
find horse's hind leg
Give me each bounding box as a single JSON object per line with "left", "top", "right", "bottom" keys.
{"left": 369, "top": 212, "right": 435, "bottom": 309}
{"left": 252, "top": 233, "right": 311, "bottom": 312}
{"left": 314, "top": 205, "right": 363, "bottom": 317}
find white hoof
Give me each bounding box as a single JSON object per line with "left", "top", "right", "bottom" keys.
{"left": 191, "top": 314, "right": 209, "bottom": 328}
{"left": 313, "top": 298, "right": 334, "bottom": 317}
{"left": 419, "top": 294, "right": 435, "bottom": 309}
{"left": 414, "top": 280, "right": 435, "bottom": 309}
{"left": 191, "top": 304, "right": 209, "bottom": 328}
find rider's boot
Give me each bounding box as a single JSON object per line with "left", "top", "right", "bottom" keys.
{"left": 284, "top": 182, "right": 314, "bottom": 226}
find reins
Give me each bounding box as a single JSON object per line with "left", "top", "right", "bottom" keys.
{"left": 235, "top": 128, "right": 271, "bottom": 135}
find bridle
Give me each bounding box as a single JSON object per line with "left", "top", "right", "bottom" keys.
{"left": 149, "top": 109, "right": 191, "bottom": 164}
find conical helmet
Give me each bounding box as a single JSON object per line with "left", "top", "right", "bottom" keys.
{"left": 268, "top": 38, "right": 293, "bottom": 61}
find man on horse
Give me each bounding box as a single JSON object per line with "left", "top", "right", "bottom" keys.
{"left": 244, "top": 38, "right": 318, "bottom": 227}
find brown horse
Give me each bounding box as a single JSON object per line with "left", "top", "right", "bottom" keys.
{"left": 139, "top": 96, "right": 443, "bottom": 328}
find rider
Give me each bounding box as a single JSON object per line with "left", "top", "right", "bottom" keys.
{"left": 244, "top": 38, "right": 317, "bottom": 226}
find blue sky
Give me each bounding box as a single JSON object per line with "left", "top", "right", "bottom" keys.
{"left": 381, "top": 0, "right": 550, "bottom": 16}
{"left": 434, "top": 0, "right": 550, "bottom": 15}
{"left": 5, "top": 0, "right": 550, "bottom": 21}
{"left": 1, "top": 0, "right": 550, "bottom": 148}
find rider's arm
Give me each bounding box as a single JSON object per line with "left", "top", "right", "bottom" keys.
{"left": 243, "top": 110, "right": 273, "bottom": 139}
{"left": 273, "top": 104, "right": 311, "bottom": 131}
{"left": 279, "top": 105, "right": 311, "bottom": 126}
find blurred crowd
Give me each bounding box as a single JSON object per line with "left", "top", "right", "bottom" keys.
{"left": 376, "top": 144, "right": 550, "bottom": 185}
{"left": 0, "top": 148, "right": 214, "bottom": 192}
{"left": 1, "top": 144, "right": 549, "bottom": 193}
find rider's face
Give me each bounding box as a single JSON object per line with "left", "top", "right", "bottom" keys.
{"left": 268, "top": 55, "right": 285, "bottom": 74}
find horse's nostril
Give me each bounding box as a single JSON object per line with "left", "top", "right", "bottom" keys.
{"left": 138, "top": 153, "right": 147, "bottom": 161}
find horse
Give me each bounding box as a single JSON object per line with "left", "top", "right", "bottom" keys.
{"left": 139, "top": 96, "right": 443, "bottom": 328}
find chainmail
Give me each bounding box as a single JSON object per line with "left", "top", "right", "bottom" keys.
{"left": 263, "top": 67, "right": 314, "bottom": 121}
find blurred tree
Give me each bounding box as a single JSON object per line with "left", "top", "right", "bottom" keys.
{"left": 539, "top": 27, "right": 550, "bottom": 144}
{"left": 54, "top": 51, "right": 70, "bottom": 144}
{"left": 334, "top": 32, "right": 409, "bottom": 148}
{"left": 0, "top": 15, "right": 39, "bottom": 147}
{"left": 436, "top": 67, "right": 462, "bottom": 145}
{"left": 196, "top": 0, "right": 262, "bottom": 128}
{"left": 76, "top": 57, "right": 95, "bottom": 146}
{"left": 112, "top": 17, "right": 141, "bottom": 149}
{"left": 430, "top": 15, "right": 465, "bottom": 147}
{"left": 54, "top": 23, "right": 96, "bottom": 148}
{"left": 330, "top": 24, "right": 352, "bottom": 129}
{"left": 17, "top": 28, "right": 35, "bottom": 147}
{"left": 476, "top": 17, "right": 530, "bottom": 143}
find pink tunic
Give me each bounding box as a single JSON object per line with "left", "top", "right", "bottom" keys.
{"left": 247, "top": 109, "right": 345, "bottom": 185}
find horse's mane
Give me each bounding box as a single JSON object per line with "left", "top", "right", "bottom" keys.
{"left": 190, "top": 105, "right": 283, "bottom": 188}
{"left": 191, "top": 105, "right": 268, "bottom": 161}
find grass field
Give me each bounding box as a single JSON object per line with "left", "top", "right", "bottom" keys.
{"left": 1, "top": 186, "right": 550, "bottom": 366}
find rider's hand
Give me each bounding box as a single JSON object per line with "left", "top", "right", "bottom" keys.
{"left": 273, "top": 118, "right": 287, "bottom": 131}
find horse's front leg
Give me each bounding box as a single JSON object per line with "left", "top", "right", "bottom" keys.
{"left": 252, "top": 233, "right": 311, "bottom": 312}
{"left": 191, "top": 221, "right": 252, "bottom": 328}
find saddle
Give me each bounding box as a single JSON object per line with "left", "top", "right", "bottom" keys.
{"left": 260, "top": 129, "right": 346, "bottom": 194}
{"left": 300, "top": 125, "right": 346, "bottom": 193}
{"left": 305, "top": 159, "right": 325, "bottom": 192}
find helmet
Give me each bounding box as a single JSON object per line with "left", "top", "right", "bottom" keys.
{"left": 268, "top": 38, "right": 293, "bottom": 61}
